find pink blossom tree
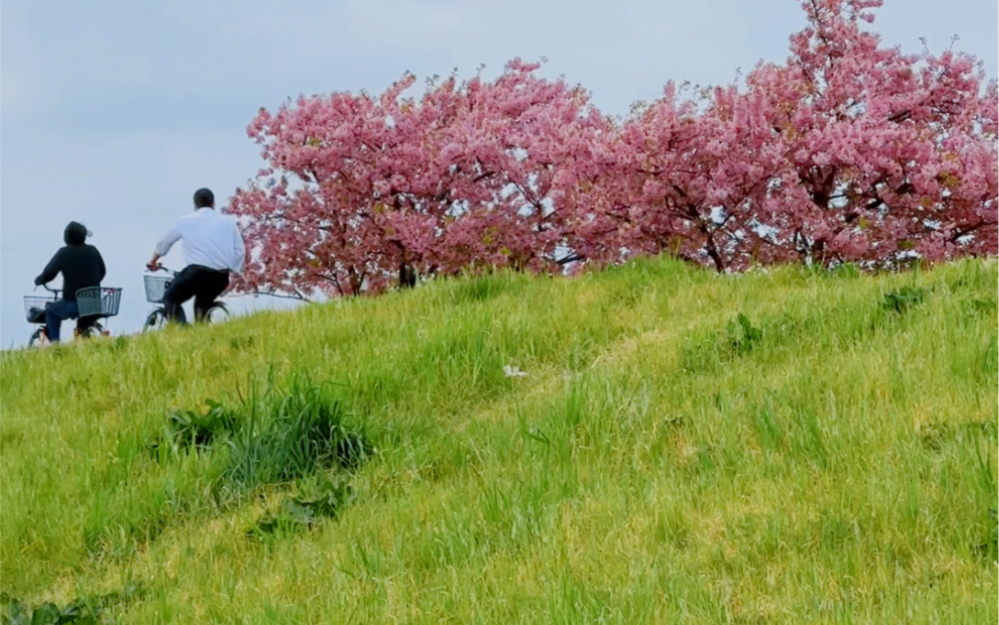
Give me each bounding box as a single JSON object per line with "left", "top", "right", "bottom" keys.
{"left": 576, "top": 0, "right": 996, "bottom": 272}
{"left": 572, "top": 83, "right": 785, "bottom": 272}
{"left": 427, "top": 60, "right": 610, "bottom": 277}
{"left": 230, "top": 72, "right": 463, "bottom": 297}
{"left": 745, "top": 0, "right": 998, "bottom": 267}
{"left": 229, "top": 60, "right": 607, "bottom": 298}
{"left": 229, "top": 0, "right": 997, "bottom": 293}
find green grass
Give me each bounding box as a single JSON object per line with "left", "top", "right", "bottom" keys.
{"left": 1, "top": 256, "right": 996, "bottom": 624}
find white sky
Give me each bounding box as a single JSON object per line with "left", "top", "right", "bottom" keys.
{"left": 2, "top": 0, "right": 996, "bottom": 347}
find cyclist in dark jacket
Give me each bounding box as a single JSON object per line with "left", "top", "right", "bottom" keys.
{"left": 34, "top": 221, "right": 106, "bottom": 343}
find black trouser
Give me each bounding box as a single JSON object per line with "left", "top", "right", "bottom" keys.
{"left": 162, "top": 265, "right": 230, "bottom": 323}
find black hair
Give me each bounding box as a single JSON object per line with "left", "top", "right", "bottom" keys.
{"left": 194, "top": 188, "right": 215, "bottom": 209}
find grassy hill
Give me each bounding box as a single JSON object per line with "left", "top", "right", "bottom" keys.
{"left": 1, "top": 257, "right": 996, "bottom": 624}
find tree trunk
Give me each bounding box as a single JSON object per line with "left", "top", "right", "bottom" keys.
{"left": 399, "top": 263, "right": 417, "bottom": 289}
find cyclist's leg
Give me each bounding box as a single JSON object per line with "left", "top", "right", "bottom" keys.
{"left": 193, "top": 270, "right": 229, "bottom": 322}
{"left": 162, "top": 266, "right": 199, "bottom": 324}
{"left": 44, "top": 300, "right": 78, "bottom": 343}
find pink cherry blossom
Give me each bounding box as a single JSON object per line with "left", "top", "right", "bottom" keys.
{"left": 229, "top": 0, "right": 996, "bottom": 299}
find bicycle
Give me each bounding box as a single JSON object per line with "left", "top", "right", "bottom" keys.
{"left": 142, "top": 265, "right": 230, "bottom": 331}
{"left": 24, "top": 284, "right": 123, "bottom": 347}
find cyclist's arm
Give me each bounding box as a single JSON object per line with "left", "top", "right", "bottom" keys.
{"left": 149, "top": 222, "right": 183, "bottom": 267}
{"left": 97, "top": 249, "right": 107, "bottom": 282}
{"left": 231, "top": 223, "right": 246, "bottom": 274}
{"left": 34, "top": 249, "right": 63, "bottom": 286}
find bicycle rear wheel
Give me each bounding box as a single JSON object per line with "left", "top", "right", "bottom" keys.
{"left": 76, "top": 323, "right": 104, "bottom": 339}
{"left": 204, "top": 303, "right": 229, "bottom": 325}
{"left": 143, "top": 308, "right": 168, "bottom": 332}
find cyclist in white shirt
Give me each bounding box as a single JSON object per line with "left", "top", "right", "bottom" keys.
{"left": 146, "top": 188, "right": 245, "bottom": 323}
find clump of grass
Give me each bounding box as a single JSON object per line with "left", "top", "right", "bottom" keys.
{"left": 3, "top": 599, "right": 97, "bottom": 625}
{"left": 148, "top": 400, "right": 241, "bottom": 457}
{"left": 727, "top": 312, "right": 763, "bottom": 355}
{"left": 977, "top": 507, "right": 999, "bottom": 563}
{"left": 679, "top": 312, "right": 765, "bottom": 372}
{"left": 149, "top": 378, "right": 373, "bottom": 490}
{"left": 248, "top": 476, "right": 356, "bottom": 540}
{"left": 918, "top": 418, "right": 997, "bottom": 452}
{"left": 448, "top": 271, "right": 520, "bottom": 304}
{"left": 225, "top": 379, "right": 373, "bottom": 489}
{"left": 1, "top": 583, "right": 143, "bottom": 625}
{"left": 79, "top": 379, "right": 372, "bottom": 560}
{"left": 880, "top": 285, "right": 926, "bottom": 313}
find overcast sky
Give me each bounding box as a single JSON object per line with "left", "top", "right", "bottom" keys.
{"left": 2, "top": 0, "right": 996, "bottom": 347}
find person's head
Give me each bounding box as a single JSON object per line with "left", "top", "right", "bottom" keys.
{"left": 193, "top": 188, "right": 215, "bottom": 210}
{"left": 63, "top": 221, "right": 90, "bottom": 246}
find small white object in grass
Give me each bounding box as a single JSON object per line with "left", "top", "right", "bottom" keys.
{"left": 503, "top": 365, "right": 527, "bottom": 378}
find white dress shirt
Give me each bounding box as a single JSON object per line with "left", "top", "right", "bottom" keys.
{"left": 155, "top": 208, "right": 246, "bottom": 273}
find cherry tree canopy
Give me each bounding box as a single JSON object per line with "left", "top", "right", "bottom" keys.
{"left": 230, "top": 0, "right": 997, "bottom": 297}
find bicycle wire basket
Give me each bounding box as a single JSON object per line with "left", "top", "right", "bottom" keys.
{"left": 23, "top": 295, "right": 58, "bottom": 324}
{"left": 144, "top": 275, "right": 172, "bottom": 304}
{"left": 76, "top": 287, "right": 123, "bottom": 318}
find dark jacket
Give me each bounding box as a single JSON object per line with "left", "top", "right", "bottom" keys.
{"left": 35, "top": 222, "right": 106, "bottom": 302}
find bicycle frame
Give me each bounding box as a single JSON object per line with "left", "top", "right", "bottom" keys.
{"left": 27, "top": 283, "right": 106, "bottom": 346}
{"left": 143, "top": 265, "right": 230, "bottom": 331}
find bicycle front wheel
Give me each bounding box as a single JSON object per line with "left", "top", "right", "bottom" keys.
{"left": 28, "top": 328, "right": 45, "bottom": 348}
{"left": 143, "top": 309, "right": 168, "bottom": 333}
